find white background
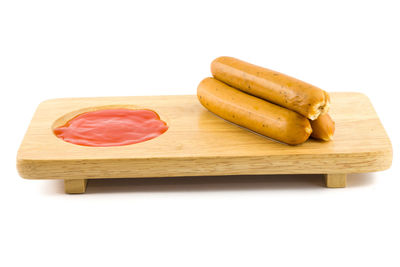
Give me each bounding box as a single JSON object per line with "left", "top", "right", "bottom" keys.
{"left": 0, "top": 1, "right": 399, "bottom": 266}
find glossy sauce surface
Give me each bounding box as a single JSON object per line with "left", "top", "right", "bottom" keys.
{"left": 54, "top": 109, "right": 168, "bottom": 147}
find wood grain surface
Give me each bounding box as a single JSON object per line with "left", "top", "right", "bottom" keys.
{"left": 17, "top": 93, "right": 392, "bottom": 191}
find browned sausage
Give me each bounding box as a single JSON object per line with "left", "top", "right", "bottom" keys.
{"left": 197, "top": 77, "right": 312, "bottom": 145}
{"left": 310, "top": 113, "right": 335, "bottom": 141}
{"left": 211, "top": 56, "right": 330, "bottom": 120}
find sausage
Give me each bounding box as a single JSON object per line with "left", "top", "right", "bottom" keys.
{"left": 197, "top": 77, "right": 312, "bottom": 145}
{"left": 310, "top": 113, "right": 335, "bottom": 141}
{"left": 211, "top": 56, "right": 330, "bottom": 120}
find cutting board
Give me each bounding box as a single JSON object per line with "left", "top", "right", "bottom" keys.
{"left": 17, "top": 93, "right": 392, "bottom": 193}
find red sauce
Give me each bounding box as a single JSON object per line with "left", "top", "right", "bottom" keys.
{"left": 54, "top": 109, "right": 168, "bottom": 147}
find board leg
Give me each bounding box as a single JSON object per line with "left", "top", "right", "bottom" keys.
{"left": 65, "top": 179, "right": 88, "bottom": 194}
{"left": 324, "top": 174, "right": 346, "bottom": 188}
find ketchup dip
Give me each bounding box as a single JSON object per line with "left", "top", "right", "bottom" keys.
{"left": 53, "top": 109, "right": 168, "bottom": 147}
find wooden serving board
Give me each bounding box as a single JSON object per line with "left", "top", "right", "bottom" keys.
{"left": 17, "top": 93, "right": 392, "bottom": 193}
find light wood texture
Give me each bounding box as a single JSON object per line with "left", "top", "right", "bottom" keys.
{"left": 325, "top": 174, "right": 347, "bottom": 188}
{"left": 65, "top": 179, "right": 87, "bottom": 194}
{"left": 17, "top": 93, "right": 392, "bottom": 192}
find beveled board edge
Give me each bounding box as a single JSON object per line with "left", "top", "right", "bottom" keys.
{"left": 17, "top": 150, "right": 392, "bottom": 180}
